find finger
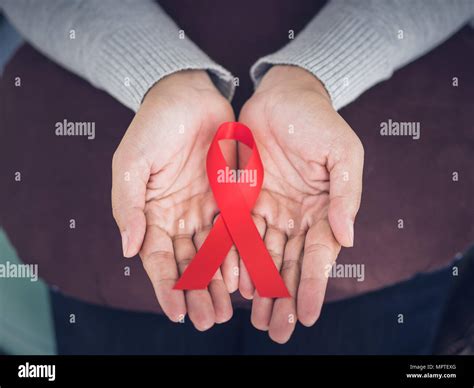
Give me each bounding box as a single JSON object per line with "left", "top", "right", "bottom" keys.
{"left": 268, "top": 234, "right": 304, "bottom": 344}
{"left": 112, "top": 146, "right": 149, "bottom": 257}
{"left": 297, "top": 219, "right": 341, "bottom": 327}
{"left": 327, "top": 137, "right": 364, "bottom": 247}
{"left": 251, "top": 226, "right": 287, "bottom": 331}
{"left": 208, "top": 270, "right": 233, "bottom": 324}
{"left": 174, "top": 234, "right": 215, "bottom": 331}
{"left": 239, "top": 214, "right": 266, "bottom": 299}
{"left": 140, "top": 225, "right": 186, "bottom": 322}
{"left": 221, "top": 245, "right": 239, "bottom": 293}
{"left": 194, "top": 228, "right": 233, "bottom": 324}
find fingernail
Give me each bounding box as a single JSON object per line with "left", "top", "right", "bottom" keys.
{"left": 121, "top": 230, "right": 129, "bottom": 257}
{"left": 348, "top": 221, "right": 354, "bottom": 247}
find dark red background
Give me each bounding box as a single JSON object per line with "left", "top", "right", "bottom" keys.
{"left": 0, "top": 0, "right": 473, "bottom": 313}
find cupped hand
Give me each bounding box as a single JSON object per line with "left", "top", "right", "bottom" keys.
{"left": 238, "top": 65, "right": 364, "bottom": 343}
{"left": 112, "top": 70, "right": 238, "bottom": 331}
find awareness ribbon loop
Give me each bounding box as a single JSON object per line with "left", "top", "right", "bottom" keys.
{"left": 174, "top": 122, "right": 290, "bottom": 298}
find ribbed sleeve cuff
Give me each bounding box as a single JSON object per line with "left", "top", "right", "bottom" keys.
{"left": 90, "top": 24, "right": 235, "bottom": 112}
{"left": 251, "top": 7, "right": 393, "bottom": 111}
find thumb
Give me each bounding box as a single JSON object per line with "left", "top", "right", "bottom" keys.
{"left": 112, "top": 147, "right": 149, "bottom": 257}
{"left": 327, "top": 137, "right": 364, "bottom": 247}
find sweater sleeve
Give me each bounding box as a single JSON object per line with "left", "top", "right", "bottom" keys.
{"left": 0, "top": 0, "right": 235, "bottom": 112}
{"left": 251, "top": 0, "right": 474, "bottom": 111}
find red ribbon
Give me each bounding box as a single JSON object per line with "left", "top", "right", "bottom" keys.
{"left": 174, "top": 122, "right": 290, "bottom": 298}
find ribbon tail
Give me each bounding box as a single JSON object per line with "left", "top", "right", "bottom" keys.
{"left": 231, "top": 218, "right": 290, "bottom": 298}
{"left": 217, "top": 190, "right": 291, "bottom": 298}
{"left": 174, "top": 217, "right": 232, "bottom": 290}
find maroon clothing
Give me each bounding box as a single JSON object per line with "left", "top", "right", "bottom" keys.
{"left": 0, "top": 0, "right": 473, "bottom": 314}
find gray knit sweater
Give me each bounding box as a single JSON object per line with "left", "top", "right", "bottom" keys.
{"left": 2, "top": 0, "right": 474, "bottom": 111}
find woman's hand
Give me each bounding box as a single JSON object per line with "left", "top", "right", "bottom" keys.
{"left": 112, "top": 70, "right": 237, "bottom": 331}
{"left": 238, "top": 65, "right": 364, "bottom": 343}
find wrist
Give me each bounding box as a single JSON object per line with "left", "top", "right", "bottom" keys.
{"left": 257, "top": 65, "right": 331, "bottom": 103}
{"left": 144, "top": 69, "right": 219, "bottom": 104}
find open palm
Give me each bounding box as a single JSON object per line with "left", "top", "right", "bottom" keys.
{"left": 112, "top": 71, "right": 237, "bottom": 331}
{"left": 238, "top": 66, "right": 364, "bottom": 343}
